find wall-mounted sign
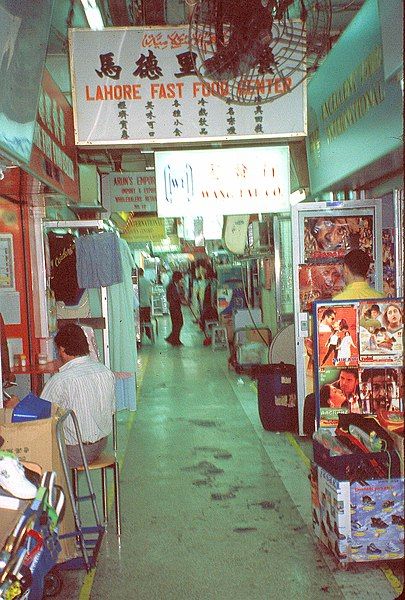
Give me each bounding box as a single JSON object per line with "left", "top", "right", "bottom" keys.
{"left": 0, "top": 0, "right": 53, "bottom": 163}
{"left": 379, "top": 0, "right": 403, "bottom": 80}
{"left": 122, "top": 216, "right": 165, "bottom": 242}
{"left": 101, "top": 171, "right": 157, "bottom": 213}
{"left": 69, "top": 26, "right": 306, "bottom": 145}
{"left": 155, "top": 146, "right": 290, "bottom": 217}
{"left": 306, "top": 0, "right": 403, "bottom": 194}
{"left": 30, "top": 69, "right": 80, "bottom": 202}
{"left": 0, "top": 233, "right": 15, "bottom": 289}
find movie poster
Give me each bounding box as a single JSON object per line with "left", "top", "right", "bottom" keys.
{"left": 317, "top": 303, "right": 358, "bottom": 368}
{"left": 303, "top": 215, "right": 373, "bottom": 262}
{"left": 314, "top": 298, "right": 404, "bottom": 429}
{"left": 382, "top": 228, "right": 396, "bottom": 297}
{"left": 318, "top": 367, "right": 356, "bottom": 428}
{"left": 359, "top": 300, "right": 403, "bottom": 365}
{"left": 359, "top": 367, "right": 403, "bottom": 413}
{"left": 299, "top": 263, "right": 345, "bottom": 311}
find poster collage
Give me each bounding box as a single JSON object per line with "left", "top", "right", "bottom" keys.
{"left": 314, "top": 299, "right": 403, "bottom": 428}
{"left": 299, "top": 214, "right": 377, "bottom": 399}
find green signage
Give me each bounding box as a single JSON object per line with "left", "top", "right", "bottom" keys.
{"left": 306, "top": 0, "right": 403, "bottom": 195}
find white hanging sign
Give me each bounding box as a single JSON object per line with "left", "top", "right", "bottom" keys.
{"left": 69, "top": 26, "right": 306, "bottom": 145}
{"left": 101, "top": 171, "right": 157, "bottom": 213}
{"left": 155, "top": 146, "right": 290, "bottom": 216}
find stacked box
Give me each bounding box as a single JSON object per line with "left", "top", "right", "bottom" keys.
{"left": 311, "top": 463, "right": 404, "bottom": 563}
{"left": 349, "top": 479, "right": 404, "bottom": 561}
{"left": 0, "top": 406, "right": 79, "bottom": 563}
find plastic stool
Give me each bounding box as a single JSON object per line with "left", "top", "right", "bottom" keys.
{"left": 205, "top": 320, "right": 219, "bottom": 338}
{"left": 212, "top": 326, "right": 229, "bottom": 351}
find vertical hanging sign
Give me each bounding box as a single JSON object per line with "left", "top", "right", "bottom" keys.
{"left": 30, "top": 69, "right": 80, "bottom": 202}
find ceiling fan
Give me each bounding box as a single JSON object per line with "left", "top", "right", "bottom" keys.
{"left": 189, "top": 0, "right": 332, "bottom": 106}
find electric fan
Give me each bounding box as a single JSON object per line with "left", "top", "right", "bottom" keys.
{"left": 189, "top": 0, "right": 332, "bottom": 106}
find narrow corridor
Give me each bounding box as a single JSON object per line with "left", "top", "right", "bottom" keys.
{"left": 68, "top": 309, "right": 402, "bottom": 599}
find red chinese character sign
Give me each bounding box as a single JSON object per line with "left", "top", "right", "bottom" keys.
{"left": 30, "top": 69, "right": 80, "bottom": 202}
{"left": 68, "top": 26, "right": 305, "bottom": 145}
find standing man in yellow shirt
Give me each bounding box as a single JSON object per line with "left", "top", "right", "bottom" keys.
{"left": 333, "top": 249, "right": 384, "bottom": 300}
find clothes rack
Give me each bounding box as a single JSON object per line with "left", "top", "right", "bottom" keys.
{"left": 42, "top": 220, "right": 110, "bottom": 368}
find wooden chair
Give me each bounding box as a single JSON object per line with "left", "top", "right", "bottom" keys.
{"left": 71, "top": 414, "right": 121, "bottom": 537}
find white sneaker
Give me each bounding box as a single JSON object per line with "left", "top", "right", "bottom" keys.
{"left": 0, "top": 452, "right": 37, "bottom": 499}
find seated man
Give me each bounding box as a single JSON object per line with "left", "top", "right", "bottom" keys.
{"left": 41, "top": 323, "right": 115, "bottom": 467}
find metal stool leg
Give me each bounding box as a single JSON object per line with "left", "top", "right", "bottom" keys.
{"left": 113, "top": 462, "right": 122, "bottom": 537}
{"left": 71, "top": 469, "right": 84, "bottom": 545}
{"left": 71, "top": 469, "right": 81, "bottom": 521}
{"left": 72, "top": 470, "right": 78, "bottom": 502}
{"left": 101, "top": 467, "right": 108, "bottom": 524}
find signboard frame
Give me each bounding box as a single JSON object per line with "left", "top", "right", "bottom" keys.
{"left": 68, "top": 25, "right": 306, "bottom": 146}
{"left": 101, "top": 171, "right": 157, "bottom": 213}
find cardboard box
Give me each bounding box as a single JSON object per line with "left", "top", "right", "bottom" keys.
{"left": 311, "top": 463, "right": 404, "bottom": 563}
{"left": 316, "top": 464, "right": 352, "bottom": 561}
{"left": 0, "top": 406, "right": 79, "bottom": 563}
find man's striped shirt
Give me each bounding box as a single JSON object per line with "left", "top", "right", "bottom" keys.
{"left": 41, "top": 355, "right": 115, "bottom": 445}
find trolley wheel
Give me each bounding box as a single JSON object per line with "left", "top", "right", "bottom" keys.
{"left": 43, "top": 568, "right": 63, "bottom": 597}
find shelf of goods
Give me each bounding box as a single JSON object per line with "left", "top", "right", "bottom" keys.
{"left": 152, "top": 286, "right": 168, "bottom": 315}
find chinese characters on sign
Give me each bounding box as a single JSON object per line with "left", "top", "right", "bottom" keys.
{"left": 31, "top": 69, "right": 79, "bottom": 201}
{"left": 155, "top": 146, "right": 290, "bottom": 217}
{"left": 69, "top": 26, "right": 305, "bottom": 144}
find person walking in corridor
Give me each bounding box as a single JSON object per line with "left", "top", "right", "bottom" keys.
{"left": 165, "top": 271, "right": 184, "bottom": 346}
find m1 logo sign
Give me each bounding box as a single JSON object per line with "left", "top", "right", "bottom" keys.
{"left": 155, "top": 146, "right": 290, "bottom": 217}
